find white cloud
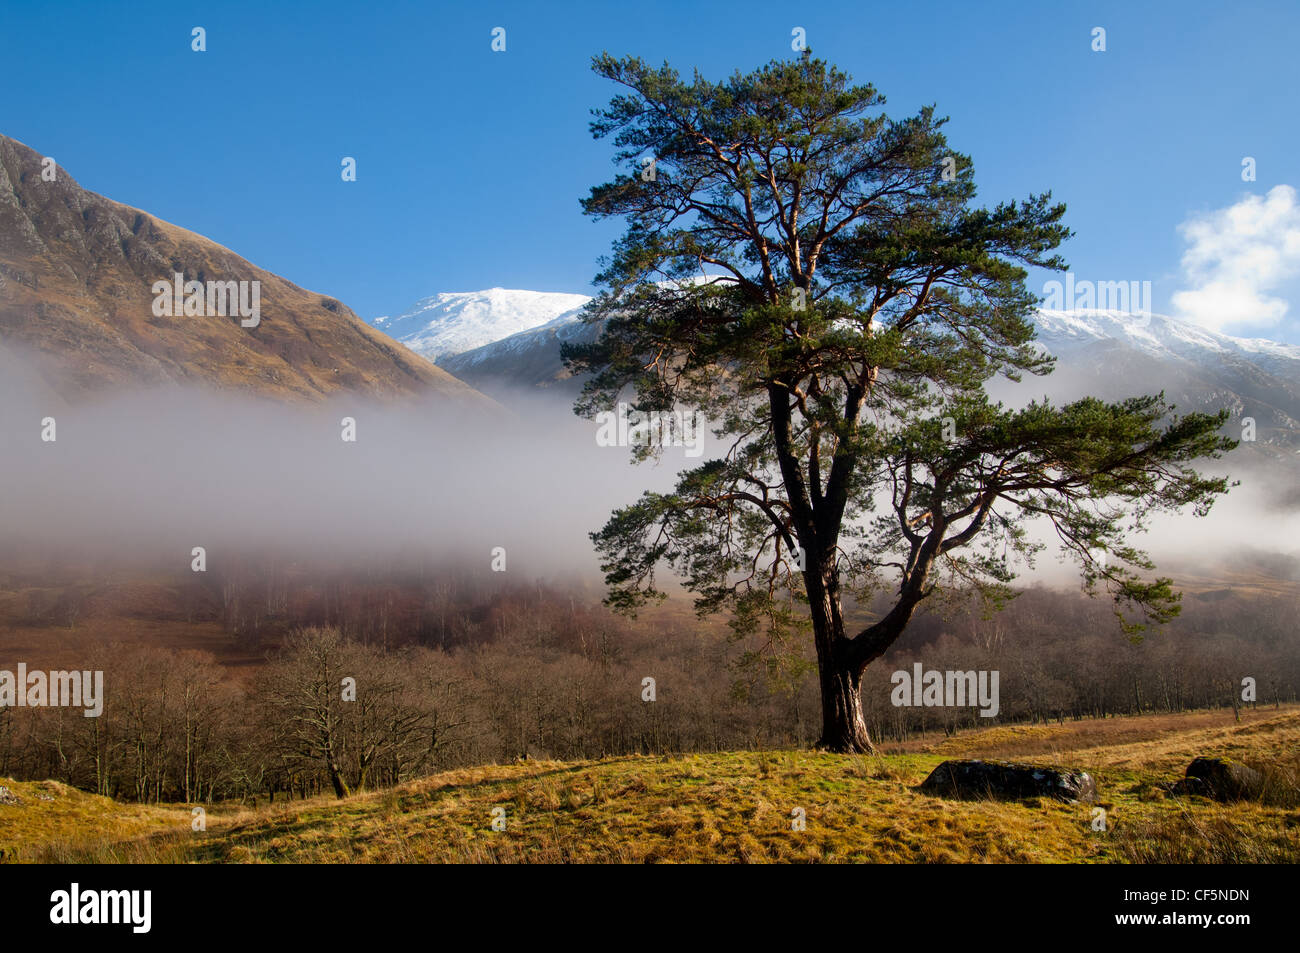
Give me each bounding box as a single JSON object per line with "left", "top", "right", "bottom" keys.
{"left": 1171, "top": 184, "right": 1300, "bottom": 333}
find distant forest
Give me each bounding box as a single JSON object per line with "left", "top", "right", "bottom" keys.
{"left": 1, "top": 557, "right": 1296, "bottom": 804}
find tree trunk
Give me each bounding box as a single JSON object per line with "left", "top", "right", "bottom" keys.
{"left": 322, "top": 724, "right": 350, "bottom": 798}
{"left": 807, "top": 565, "right": 875, "bottom": 754}
{"left": 817, "top": 660, "right": 874, "bottom": 753}
{"left": 327, "top": 757, "right": 350, "bottom": 799}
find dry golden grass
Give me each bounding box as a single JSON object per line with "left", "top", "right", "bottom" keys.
{"left": 0, "top": 780, "right": 194, "bottom": 862}
{"left": 4, "top": 706, "right": 1298, "bottom": 864}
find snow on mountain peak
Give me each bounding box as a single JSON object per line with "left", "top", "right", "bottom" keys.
{"left": 1034, "top": 308, "right": 1300, "bottom": 369}
{"left": 373, "top": 290, "right": 1299, "bottom": 379}
{"left": 371, "top": 288, "right": 592, "bottom": 362}
{"left": 372, "top": 279, "right": 738, "bottom": 363}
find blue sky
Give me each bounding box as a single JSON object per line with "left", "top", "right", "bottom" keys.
{"left": 4, "top": 0, "right": 1299, "bottom": 342}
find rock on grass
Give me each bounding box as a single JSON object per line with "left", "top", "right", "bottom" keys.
{"left": 920, "top": 760, "right": 1097, "bottom": 803}
{"left": 1171, "top": 757, "right": 1265, "bottom": 801}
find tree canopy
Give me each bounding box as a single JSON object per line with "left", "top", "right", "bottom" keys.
{"left": 567, "top": 52, "right": 1236, "bottom": 751}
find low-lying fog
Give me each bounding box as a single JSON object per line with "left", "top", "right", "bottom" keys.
{"left": 1, "top": 343, "right": 1296, "bottom": 589}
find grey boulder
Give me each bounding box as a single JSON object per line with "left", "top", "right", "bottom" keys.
{"left": 1170, "top": 757, "right": 1265, "bottom": 801}
{"left": 920, "top": 759, "right": 1097, "bottom": 803}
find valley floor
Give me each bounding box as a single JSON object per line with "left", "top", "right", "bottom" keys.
{"left": 3, "top": 705, "right": 1298, "bottom": 863}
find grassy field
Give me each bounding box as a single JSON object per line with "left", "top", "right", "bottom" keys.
{"left": 3, "top": 705, "right": 1298, "bottom": 864}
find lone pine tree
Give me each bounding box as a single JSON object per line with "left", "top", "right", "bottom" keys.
{"left": 566, "top": 53, "right": 1236, "bottom": 753}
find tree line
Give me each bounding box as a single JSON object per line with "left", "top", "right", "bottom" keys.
{"left": 1, "top": 578, "right": 1296, "bottom": 804}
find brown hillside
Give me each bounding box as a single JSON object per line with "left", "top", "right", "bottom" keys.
{"left": 0, "top": 133, "right": 488, "bottom": 405}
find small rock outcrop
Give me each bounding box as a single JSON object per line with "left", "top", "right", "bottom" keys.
{"left": 1170, "top": 756, "right": 1265, "bottom": 801}
{"left": 920, "top": 759, "right": 1097, "bottom": 803}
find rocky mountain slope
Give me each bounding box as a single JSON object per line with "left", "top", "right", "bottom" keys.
{"left": 0, "top": 133, "right": 487, "bottom": 405}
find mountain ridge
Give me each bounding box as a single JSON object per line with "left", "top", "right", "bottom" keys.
{"left": 371, "top": 287, "right": 1299, "bottom": 378}
{"left": 0, "top": 133, "right": 491, "bottom": 406}
{"left": 372, "top": 288, "right": 591, "bottom": 363}
{"left": 375, "top": 291, "right": 1299, "bottom": 500}
{"left": 375, "top": 290, "right": 1298, "bottom": 427}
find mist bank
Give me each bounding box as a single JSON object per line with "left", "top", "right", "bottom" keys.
{"left": 0, "top": 356, "right": 709, "bottom": 581}
{"left": 0, "top": 350, "right": 1295, "bottom": 591}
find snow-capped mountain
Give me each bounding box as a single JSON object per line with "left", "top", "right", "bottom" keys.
{"left": 1033, "top": 310, "right": 1300, "bottom": 381}
{"left": 373, "top": 279, "right": 738, "bottom": 366}
{"left": 373, "top": 292, "right": 1297, "bottom": 454}
{"left": 1013, "top": 310, "right": 1300, "bottom": 467}
{"left": 372, "top": 293, "right": 1299, "bottom": 498}
{"left": 432, "top": 303, "right": 1295, "bottom": 400}
{"left": 431, "top": 303, "right": 1298, "bottom": 491}
{"left": 371, "top": 288, "right": 591, "bottom": 363}
{"left": 438, "top": 305, "right": 601, "bottom": 388}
